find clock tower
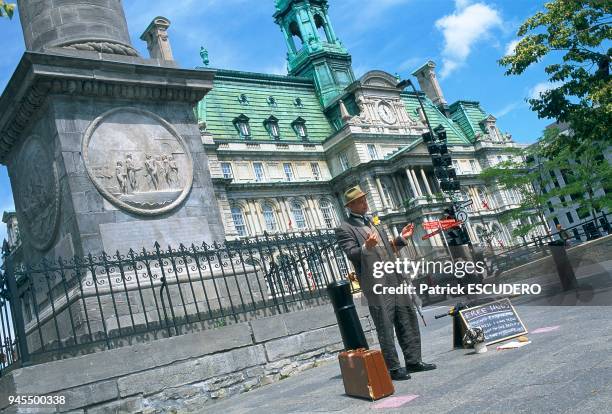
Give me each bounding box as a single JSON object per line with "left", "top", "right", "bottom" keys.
{"left": 274, "top": 0, "right": 355, "bottom": 107}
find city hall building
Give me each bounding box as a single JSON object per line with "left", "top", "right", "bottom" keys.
{"left": 195, "top": 0, "right": 545, "bottom": 252}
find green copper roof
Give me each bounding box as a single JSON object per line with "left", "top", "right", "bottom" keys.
{"left": 448, "top": 101, "right": 488, "bottom": 141}
{"left": 401, "top": 93, "right": 471, "bottom": 145}
{"left": 199, "top": 69, "right": 334, "bottom": 142}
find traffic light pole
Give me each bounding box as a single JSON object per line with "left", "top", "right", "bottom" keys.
{"left": 398, "top": 78, "right": 471, "bottom": 252}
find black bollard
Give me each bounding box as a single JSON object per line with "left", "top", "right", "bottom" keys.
{"left": 548, "top": 241, "right": 578, "bottom": 290}
{"left": 327, "top": 280, "right": 369, "bottom": 350}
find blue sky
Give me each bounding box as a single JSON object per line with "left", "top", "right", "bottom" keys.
{"left": 0, "top": 0, "right": 557, "bottom": 242}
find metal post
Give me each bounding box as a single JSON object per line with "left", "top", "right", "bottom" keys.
{"left": 4, "top": 257, "right": 30, "bottom": 366}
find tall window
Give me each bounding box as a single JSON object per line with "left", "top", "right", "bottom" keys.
{"left": 319, "top": 199, "right": 336, "bottom": 228}
{"left": 367, "top": 144, "right": 379, "bottom": 160}
{"left": 262, "top": 203, "right": 278, "bottom": 231}
{"left": 292, "top": 117, "right": 308, "bottom": 140}
{"left": 339, "top": 153, "right": 349, "bottom": 171}
{"left": 291, "top": 201, "right": 307, "bottom": 229}
{"left": 233, "top": 114, "right": 251, "bottom": 139}
{"left": 231, "top": 206, "right": 248, "bottom": 237}
{"left": 264, "top": 116, "right": 280, "bottom": 140}
{"left": 221, "top": 162, "right": 233, "bottom": 179}
{"left": 469, "top": 159, "right": 478, "bottom": 172}
{"left": 311, "top": 162, "right": 321, "bottom": 180}
{"left": 283, "top": 163, "right": 294, "bottom": 181}
{"left": 253, "top": 162, "right": 265, "bottom": 182}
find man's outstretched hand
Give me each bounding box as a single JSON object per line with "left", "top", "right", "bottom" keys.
{"left": 365, "top": 232, "right": 378, "bottom": 249}
{"left": 401, "top": 223, "right": 415, "bottom": 238}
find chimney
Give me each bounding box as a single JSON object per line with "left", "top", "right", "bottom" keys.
{"left": 140, "top": 17, "right": 175, "bottom": 61}
{"left": 412, "top": 61, "right": 448, "bottom": 110}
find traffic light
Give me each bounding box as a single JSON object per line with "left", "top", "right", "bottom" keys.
{"left": 426, "top": 125, "right": 461, "bottom": 194}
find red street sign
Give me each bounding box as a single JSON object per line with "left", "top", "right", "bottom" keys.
{"left": 421, "top": 219, "right": 462, "bottom": 240}
{"left": 422, "top": 219, "right": 461, "bottom": 230}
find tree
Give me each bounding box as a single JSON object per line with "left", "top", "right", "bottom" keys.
{"left": 479, "top": 141, "right": 555, "bottom": 241}
{"left": 480, "top": 126, "right": 612, "bottom": 240}
{"left": 499, "top": 0, "right": 611, "bottom": 159}
{"left": 542, "top": 126, "right": 612, "bottom": 223}
{"left": 0, "top": 1, "right": 15, "bottom": 19}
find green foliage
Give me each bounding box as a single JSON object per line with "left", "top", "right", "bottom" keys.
{"left": 499, "top": 0, "right": 611, "bottom": 155}
{"left": 480, "top": 126, "right": 612, "bottom": 238}
{"left": 0, "top": 1, "right": 15, "bottom": 19}
{"left": 495, "top": 0, "right": 611, "bottom": 237}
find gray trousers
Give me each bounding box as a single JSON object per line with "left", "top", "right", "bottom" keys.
{"left": 369, "top": 297, "right": 422, "bottom": 371}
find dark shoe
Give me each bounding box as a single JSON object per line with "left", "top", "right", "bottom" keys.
{"left": 405, "top": 362, "right": 437, "bottom": 373}
{"left": 389, "top": 367, "right": 411, "bottom": 381}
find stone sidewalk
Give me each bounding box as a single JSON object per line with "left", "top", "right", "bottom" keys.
{"left": 207, "top": 305, "right": 612, "bottom": 414}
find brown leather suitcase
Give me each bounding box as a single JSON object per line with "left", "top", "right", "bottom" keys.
{"left": 338, "top": 348, "right": 394, "bottom": 400}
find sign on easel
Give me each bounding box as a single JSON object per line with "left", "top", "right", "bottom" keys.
{"left": 459, "top": 298, "right": 528, "bottom": 345}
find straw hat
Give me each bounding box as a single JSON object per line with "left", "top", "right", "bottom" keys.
{"left": 343, "top": 185, "right": 367, "bottom": 206}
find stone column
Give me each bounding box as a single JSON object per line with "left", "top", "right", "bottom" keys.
{"left": 254, "top": 201, "right": 267, "bottom": 232}
{"left": 304, "top": 197, "right": 315, "bottom": 228}
{"left": 391, "top": 175, "right": 405, "bottom": 205}
{"left": 309, "top": 197, "right": 324, "bottom": 228}
{"left": 247, "top": 200, "right": 262, "bottom": 235}
{"left": 282, "top": 198, "right": 295, "bottom": 230}
{"left": 469, "top": 187, "right": 480, "bottom": 209}
{"left": 410, "top": 169, "right": 423, "bottom": 197}
{"left": 375, "top": 176, "right": 388, "bottom": 209}
{"left": 420, "top": 168, "right": 433, "bottom": 196}
{"left": 405, "top": 168, "right": 418, "bottom": 198}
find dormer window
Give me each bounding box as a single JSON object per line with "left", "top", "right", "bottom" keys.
{"left": 233, "top": 114, "right": 251, "bottom": 139}
{"left": 294, "top": 97, "right": 303, "bottom": 108}
{"left": 264, "top": 116, "right": 280, "bottom": 140}
{"left": 292, "top": 117, "right": 308, "bottom": 140}
{"left": 238, "top": 94, "right": 249, "bottom": 105}
{"left": 267, "top": 96, "right": 277, "bottom": 107}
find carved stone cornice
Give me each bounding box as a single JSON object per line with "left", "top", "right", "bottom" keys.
{"left": 0, "top": 52, "right": 216, "bottom": 164}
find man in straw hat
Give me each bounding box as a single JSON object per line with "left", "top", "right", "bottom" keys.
{"left": 336, "top": 185, "right": 436, "bottom": 381}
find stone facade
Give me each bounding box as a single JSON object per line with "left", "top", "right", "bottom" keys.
{"left": 0, "top": 301, "right": 377, "bottom": 413}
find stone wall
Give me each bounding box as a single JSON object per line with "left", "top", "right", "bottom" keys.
{"left": 0, "top": 300, "right": 377, "bottom": 413}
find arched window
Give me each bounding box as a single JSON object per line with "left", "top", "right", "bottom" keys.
{"left": 477, "top": 187, "right": 490, "bottom": 209}
{"left": 314, "top": 14, "right": 330, "bottom": 42}
{"left": 289, "top": 21, "right": 303, "bottom": 50}
{"left": 290, "top": 201, "right": 308, "bottom": 229}
{"left": 319, "top": 199, "right": 336, "bottom": 228}
{"left": 231, "top": 206, "right": 248, "bottom": 237}
{"left": 262, "top": 203, "right": 278, "bottom": 232}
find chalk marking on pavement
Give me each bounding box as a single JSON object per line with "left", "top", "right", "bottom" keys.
{"left": 373, "top": 395, "right": 419, "bottom": 409}
{"left": 531, "top": 325, "right": 561, "bottom": 334}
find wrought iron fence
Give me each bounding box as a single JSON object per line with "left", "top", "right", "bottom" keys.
{"left": 0, "top": 230, "right": 353, "bottom": 375}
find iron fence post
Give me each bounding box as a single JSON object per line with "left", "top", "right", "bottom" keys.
{"left": 4, "top": 256, "right": 30, "bottom": 367}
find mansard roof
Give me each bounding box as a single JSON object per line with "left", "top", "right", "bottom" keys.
{"left": 401, "top": 92, "right": 471, "bottom": 145}
{"left": 198, "top": 69, "right": 334, "bottom": 142}
{"left": 448, "top": 100, "right": 488, "bottom": 142}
